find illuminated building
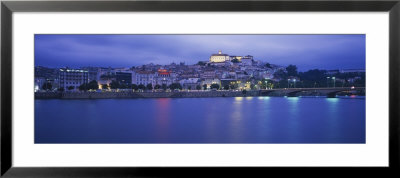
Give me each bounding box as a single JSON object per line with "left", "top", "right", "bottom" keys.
{"left": 209, "top": 50, "right": 230, "bottom": 63}
{"left": 133, "top": 70, "right": 156, "bottom": 86}
{"left": 59, "top": 68, "right": 89, "bottom": 90}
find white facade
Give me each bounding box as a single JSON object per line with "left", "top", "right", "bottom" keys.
{"left": 133, "top": 71, "right": 156, "bottom": 86}
{"left": 209, "top": 50, "right": 230, "bottom": 63}
{"left": 59, "top": 68, "right": 89, "bottom": 90}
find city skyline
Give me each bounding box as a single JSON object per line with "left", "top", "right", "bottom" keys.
{"left": 35, "top": 34, "right": 365, "bottom": 71}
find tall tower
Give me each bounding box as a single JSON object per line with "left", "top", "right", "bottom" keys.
{"left": 218, "top": 50, "right": 222, "bottom": 54}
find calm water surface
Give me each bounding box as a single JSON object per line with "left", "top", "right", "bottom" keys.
{"left": 35, "top": 96, "right": 365, "bottom": 143}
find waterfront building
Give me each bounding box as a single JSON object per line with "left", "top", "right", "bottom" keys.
{"left": 209, "top": 50, "right": 230, "bottom": 63}
{"left": 154, "top": 69, "right": 175, "bottom": 86}
{"left": 116, "top": 72, "right": 132, "bottom": 86}
{"left": 133, "top": 70, "right": 156, "bottom": 86}
{"left": 34, "top": 77, "right": 47, "bottom": 92}
{"left": 59, "top": 68, "right": 89, "bottom": 90}
{"left": 80, "top": 67, "right": 101, "bottom": 82}
{"left": 201, "top": 78, "right": 221, "bottom": 89}
{"left": 179, "top": 78, "right": 200, "bottom": 90}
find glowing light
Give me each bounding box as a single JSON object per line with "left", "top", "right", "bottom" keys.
{"left": 235, "top": 97, "right": 243, "bottom": 101}
{"left": 327, "top": 98, "right": 339, "bottom": 102}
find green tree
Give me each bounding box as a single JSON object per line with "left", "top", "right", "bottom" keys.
{"left": 67, "top": 86, "right": 74, "bottom": 90}
{"left": 41, "top": 82, "right": 52, "bottom": 91}
{"left": 197, "top": 61, "right": 206, "bottom": 66}
{"left": 57, "top": 87, "right": 65, "bottom": 92}
{"left": 131, "top": 84, "right": 138, "bottom": 91}
{"left": 203, "top": 84, "right": 208, "bottom": 90}
{"left": 210, "top": 83, "right": 220, "bottom": 90}
{"left": 286, "top": 64, "right": 298, "bottom": 77}
{"left": 87, "top": 80, "right": 98, "bottom": 90}
{"left": 196, "top": 85, "right": 201, "bottom": 90}
{"left": 265, "top": 63, "right": 272, "bottom": 68}
{"left": 169, "top": 83, "right": 182, "bottom": 90}
{"left": 78, "top": 83, "right": 87, "bottom": 91}
{"left": 146, "top": 83, "right": 153, "bottom": 90}
{"left": 110, "top": 80, "right": 120, "bottom": 89}
{"left": 162, "top": 84, "right": 167, "bottom": 91}
{"left": 231, "top": 59, "right": 240, "bottom": 63}
{"left": 223, "top": 85, "right": 230, "bottom": 90}
{"left": 138, "top": 84, "right": 146, "bottom": 90}
{"left": 102, "top": 83, "right": 109, "bottom": 90}
{"left": 250, "top": 84, "right": 256, "bottom": 90}
{"left": 154, "top": 84, "right": 161, "bottom": 90}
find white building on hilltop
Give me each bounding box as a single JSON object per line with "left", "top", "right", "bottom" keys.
{"left": 209, "top": 50, "right": 230, "bottom": 63}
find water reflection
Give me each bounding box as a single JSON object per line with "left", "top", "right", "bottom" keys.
{"left": 155, "top": 98, "right": 171, "bottom": 142}
{"left": 35, "top": 97, "right": 366, "bottom": 143}
{"left": 286, "top": 97, "right": 300, "bottom": 142}
{"left": 326, "top": 98, "right": 340, "bottom": 141}
{"left": 230, "top": 97, "right": 244, "bottom": 142}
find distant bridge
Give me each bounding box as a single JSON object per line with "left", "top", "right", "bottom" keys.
{"left": 259, "top": 87, "right": 365, "bottom": 98}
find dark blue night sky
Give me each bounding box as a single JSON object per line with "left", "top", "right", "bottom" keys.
{"left": 34, "top": 34, "right": 365, "bottom": 71}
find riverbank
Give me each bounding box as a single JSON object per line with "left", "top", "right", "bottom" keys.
{"left": 35, "top": 90, "right": 261, "bottom": 99}
{"left": 35, "top": 89, "right": 365, "bottom": 99}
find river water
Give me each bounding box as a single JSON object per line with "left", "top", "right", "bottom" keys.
{"left": 35, "top": 96, "right": 365, "bottom": 143}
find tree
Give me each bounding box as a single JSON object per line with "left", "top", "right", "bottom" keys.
{"left": 57, "top": 87, "right": 65, "bottom": 92}
{"left": 196, "top": 85, "right": 201, "bottom": 90}
{"left": 210, "top": 83, "right": 220, "bottom": 90}
{"left": 146, "top": 83, "right": 153, "bottom": 90}
{"left": 42, "top": 82, "right": 52, "bottom": 91}
{"left": 273, "top": 69, "right": 287, "bottom": 80}
{"left": 67, "top": 86, "right": 74, "bottom": 90}
{"left": 265, "top": 63, "right": 272, "bottom": 68}
{"left": 138, "top": 84, "right": 146, "bottom": 90}
{"left": 229, "top": 84, "right": 236, "bottom": 90}
{"left": 203, "top": 84, "right": 208, "bottom": 90}
{"left": 250, "top": 84, "right": 256, "bottom": 90}
{"left": 102, "top": 83, "right": 109, "bottom": 90}
{"left": 110, "top": 80, "right": 120, "bottom": 89}
{"left": 162, "top": 84, "right": 167, "bottom": 91}
{"left": 87, "top": 80, "right": 98, "bottom": 90}
{"left": 169, "top": 83, "right": 182, "bottom": 90}
{"left": 223, "top": 85, "right": 230, "bottom": 90}
{"left": 78, "top": 83, "right": 87, "bottom": 91}
{"left": 231, "top": 58, "right": 240, "bottom": 63}
{"left": 242, "top": 89, "right": 247, "bottom": 95}
{"left": 154, "top": 84, "right": 161, "bottom": 90}
{"left": 131, "top": 84, "right": 138, "bottom": 91}
{"left": 286, "top": 64, "right": 298, "bottom": 76}
{"left": 197, "top": 61, "right": 206, "bottom": 66}
{"left": 267, "top": 83, "right": 274, "bottom": 89}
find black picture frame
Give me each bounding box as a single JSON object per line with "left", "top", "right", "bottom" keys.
{"left": 1, "top": 0, "right": 399, "bottom": 177}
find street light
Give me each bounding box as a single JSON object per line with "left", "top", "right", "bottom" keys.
{"left": 293, "top": 79, "right": 296, "bottom": 88}
{"left": 332, "top": 77, "right": 336, "bottom": 88}
{"left": 287, "top": 79, "right": 290, "bottom": 88}
{"left": 326, "top": 77, "right": 330, "bottom": 88}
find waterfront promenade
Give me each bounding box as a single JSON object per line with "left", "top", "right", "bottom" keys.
{"left": 35, "top": 87, "right": 365, "bottom": 99}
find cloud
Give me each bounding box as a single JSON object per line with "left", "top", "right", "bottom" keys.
{"left": 35, "top": 34, "right": 365, "bottom": 71}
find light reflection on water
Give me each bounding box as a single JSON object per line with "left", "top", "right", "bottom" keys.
{"left": 35, "top": 97, "right": 366, "bottom": 143}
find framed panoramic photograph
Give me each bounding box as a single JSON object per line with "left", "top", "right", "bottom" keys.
{"left": 1, "top": 0, "right": 400, "bottom": 177}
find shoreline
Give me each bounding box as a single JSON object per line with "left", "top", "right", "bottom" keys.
{"left": 35, "top": 89, "right": 365, "bottom": 99}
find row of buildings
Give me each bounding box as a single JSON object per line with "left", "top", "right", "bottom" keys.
{"left": 34, "top": 50, "right": 365, "bottom": 91}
